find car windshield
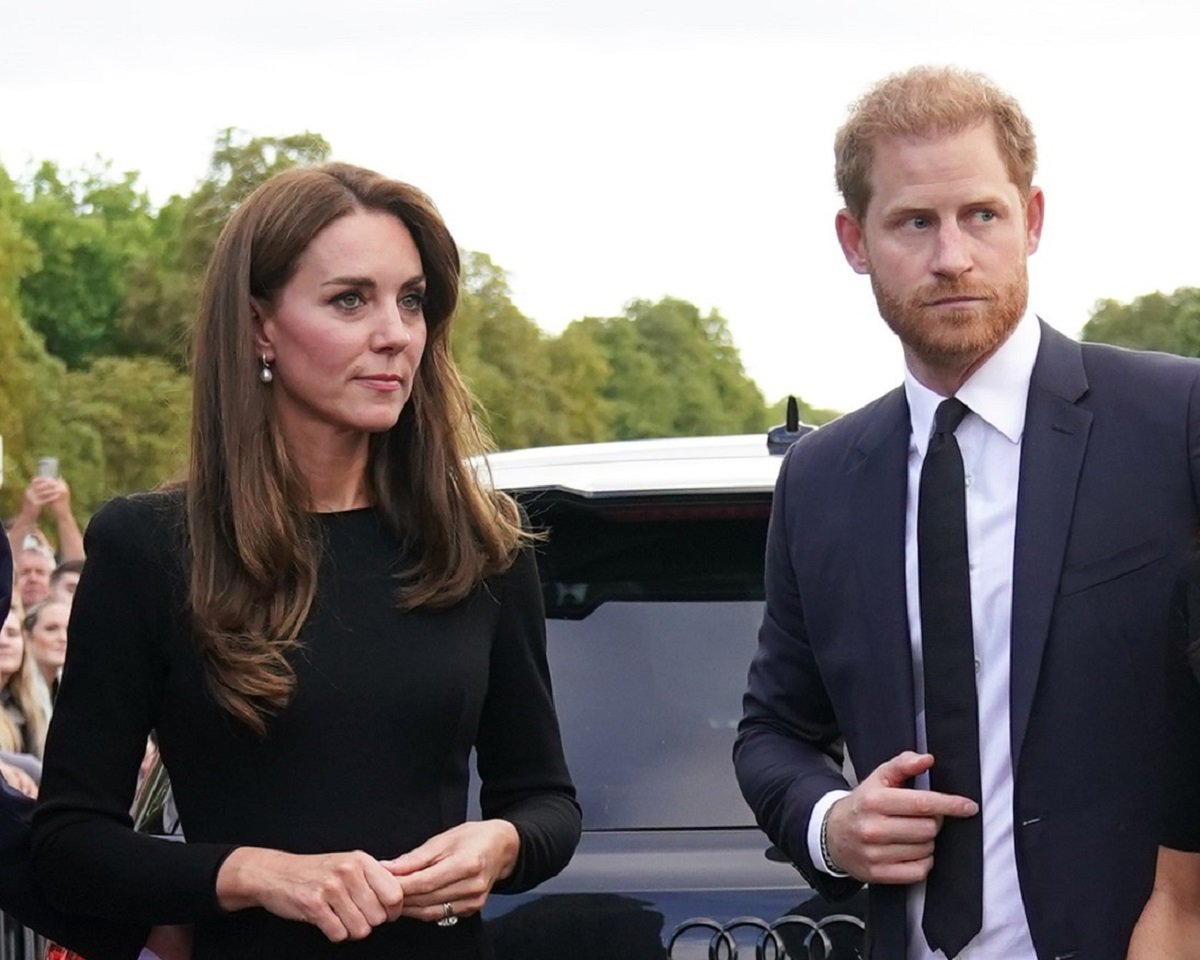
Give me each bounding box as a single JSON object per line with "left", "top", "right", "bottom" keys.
{"left": 521, "top": 492, "right": 768, "bottom": 831}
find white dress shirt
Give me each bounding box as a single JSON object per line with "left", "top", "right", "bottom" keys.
{"left": 807, "top": 311, "right": 1042, "bottom": 959}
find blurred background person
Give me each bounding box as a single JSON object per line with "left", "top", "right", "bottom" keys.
{"left": 34, "top": 162, "right": 580, "bottom": 959}
{"left": 22, "top": 599, "right": 69, "bottom": 709}
{"left": 6, "top": 472, "right": 85, "bottom": 573}
{"left": 0, "top": 596, "right": 49, "bottom": 760}
{"left": 14, "top": 535, "right": 55, "bottom": 610}
{"left": 49, "top": 560, "right": 84, "bottom": 605}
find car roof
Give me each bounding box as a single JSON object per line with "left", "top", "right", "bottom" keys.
{"left": 478, "top": 434, "right": 786, "bottom": 498}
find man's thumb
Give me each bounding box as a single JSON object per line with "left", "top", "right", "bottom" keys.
{"left": 874, "top": 751, "right": 934, "bottom": 788}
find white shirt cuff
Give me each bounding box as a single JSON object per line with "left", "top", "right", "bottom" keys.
{"left": 806, "top": 788, "right": 851, "bottom": 876}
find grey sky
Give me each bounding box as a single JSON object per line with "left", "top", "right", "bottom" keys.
{"left": 3, "top": 0, "right": 1198, "bottom": 411}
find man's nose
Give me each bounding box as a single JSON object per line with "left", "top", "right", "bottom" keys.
{"left": 931, "top": 222, "right": 972, "bottom": 278}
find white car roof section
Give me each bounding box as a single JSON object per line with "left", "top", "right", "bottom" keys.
{"left": 479, "top": 434, "right": 784, "bottom": 497}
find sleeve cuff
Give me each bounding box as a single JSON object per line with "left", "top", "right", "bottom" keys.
{"left": 806, "top": 789, "right": 851, "bottom": 876}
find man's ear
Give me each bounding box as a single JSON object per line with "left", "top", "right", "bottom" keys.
{"left": 835, "top": 208, "right": 871, "bottom": 275}
{"left": 1024, "top": 186, "right": 1045, "bottom": 256}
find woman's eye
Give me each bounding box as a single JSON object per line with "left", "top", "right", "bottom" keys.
{"left": 333, "top": 291, "right": 365, "bottom": 310}
{"left": 400, "top": 292, "right": 425, "bottom": 312}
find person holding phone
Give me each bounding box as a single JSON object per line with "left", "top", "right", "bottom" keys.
{"left": 7, "top": 462, "right": 84, "bottom": 609}
{"left": 32, "top": 162, "right": 580, "bottom": 959}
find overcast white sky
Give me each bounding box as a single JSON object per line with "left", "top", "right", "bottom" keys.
{"left": 2, "top": 0, "right": 1198, "bottom": 412}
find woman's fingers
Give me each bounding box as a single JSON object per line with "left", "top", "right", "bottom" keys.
{"left": 216, "top": 847, "right": 404, "bottom": 941}
{"left": 386, "top": 820, "right": 520, "bottom": 922}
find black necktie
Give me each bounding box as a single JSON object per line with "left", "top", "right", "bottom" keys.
{"left": 919, "top": 397, "right": 983, "bottom": 957}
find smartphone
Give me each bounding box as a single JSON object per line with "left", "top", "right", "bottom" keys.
{"left": 37, "top": 457, "right": 59, "bottom": 479}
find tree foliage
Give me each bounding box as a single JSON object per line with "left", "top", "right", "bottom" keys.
{"left": 565, "top": 298, "right": 767, "bottom": 440}
{"left": 1081, "top": 287, "right": 1200, "bottom": 357}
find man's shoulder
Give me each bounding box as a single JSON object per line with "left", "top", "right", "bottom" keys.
{"left": 785, "top": 387, "right": 906, "bottom": 468}
{"left": 1078, "top": 338, "right": 1200, "bottom": 382}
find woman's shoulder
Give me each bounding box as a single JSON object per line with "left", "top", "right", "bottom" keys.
{"left": 87, "top": 488, "right": 186, "bottom": 558}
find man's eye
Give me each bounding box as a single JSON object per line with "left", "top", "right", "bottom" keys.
{"left": 909, "top": 216, "right": 931, "bottom": 229}
{"left": 400, "top": 293, "right": 425, "bottom": 312}
{"left": 973, "top": 210, "right": 996, "bottom": 222}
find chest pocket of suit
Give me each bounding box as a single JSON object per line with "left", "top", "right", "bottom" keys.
{"left": 1058, "top": 538, "right": 1168, "bottom": 596}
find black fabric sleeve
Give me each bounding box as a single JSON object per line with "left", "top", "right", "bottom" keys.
{"left": 32, "top": 496, "right": 238, "bottom": 924}
{"left": 475, "top": 545, "right": 581, "bottom": 894}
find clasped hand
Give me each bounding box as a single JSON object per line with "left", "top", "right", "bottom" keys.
{"left": 825, "top": 751, "right": 978, "bottom": 884}
{"left": 384, "top": 819, "right": 520, "bottom": 924}
{"left": 215, "top": 820, "right": 519, "bottom": 941}
{"left": 216, "top": 848, "right": 405, "bottom": 942}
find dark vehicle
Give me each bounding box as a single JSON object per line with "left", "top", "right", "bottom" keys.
{"left": 477, "top": 431, "right": 866, "bottom": 959}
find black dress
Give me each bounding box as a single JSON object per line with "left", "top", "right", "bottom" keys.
{"left": 33, "top": 492, "right": 581, "bottom": 959}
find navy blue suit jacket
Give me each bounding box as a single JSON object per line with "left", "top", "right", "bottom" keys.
{"left": 735, "top": 324, "right": 1200, "bottom": 959}
{"left": 0, "top": 530, "right": 146, "bottom": 959}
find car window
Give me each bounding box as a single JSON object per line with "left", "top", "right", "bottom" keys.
{"left": 523, "top": 493, "right": 768, "bottom": 830}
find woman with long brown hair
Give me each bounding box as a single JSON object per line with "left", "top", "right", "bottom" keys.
{"left": 32, "top": 163, "right": 580, "bottom": 959}
{"left": 0, "top": 597, "right": 48, "bottom": 760}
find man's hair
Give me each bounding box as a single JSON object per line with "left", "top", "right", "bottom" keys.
{"left": 50, "top": 559, "right": 84, "bottom": 586}
{"left": 187, "top": 162, "right": 528, "bottom": 734}
{"left": 835, "top": 66, "right": 1037, "bottom": 220}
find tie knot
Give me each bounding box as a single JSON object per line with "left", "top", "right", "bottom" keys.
{"left": 933, "top": 397, "right": 969, "bottom": 437}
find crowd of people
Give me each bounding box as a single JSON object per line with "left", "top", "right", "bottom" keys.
{"left": 0, "top": 474, "right": 86, "bottom": 798}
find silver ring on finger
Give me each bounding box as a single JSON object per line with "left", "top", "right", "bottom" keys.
{"left": 436, "top": 902, "right": 458, "bottom": 927}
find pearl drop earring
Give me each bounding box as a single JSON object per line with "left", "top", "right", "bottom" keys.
{"left": 259, "top": 355, "right": 274, "bottom": 384}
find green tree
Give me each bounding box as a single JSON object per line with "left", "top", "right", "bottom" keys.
{"left": 566, "top": 297, "right": 767, "bottom": 440}
{"left": 0, "top": 166, "right": 50, "bottom": 517}
{"left": 13, "top": 161, "right": 157, "bottom": 368}
{"left": 59, "top": 357, "right": 191, "bottom": 510}
{"left": 1081, "top": 287, "right": 1200, "bottom": 356}
{"left": 453, "top": 252, "right": 602, "bottom": 449}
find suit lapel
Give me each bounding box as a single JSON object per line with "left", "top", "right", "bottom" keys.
{"left": 1010, "top": 322, "right": 1092, "bottom": 768}
{"left": 850, "top": 387, "right": 919, "bottom": 758}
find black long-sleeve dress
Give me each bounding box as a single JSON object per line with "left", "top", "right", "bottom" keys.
{"left": 32, "top": 492, "right": 581, "bottom": 959}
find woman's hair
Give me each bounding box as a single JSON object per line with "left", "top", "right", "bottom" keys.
{"left": 3, "top": 602, "right": 49, "bottom": 756}
{"left": 834, "top": 65, "right": 1038, "bottom": 221}
{"left": 187, "top": 162, "right": 526, "bottom": 734}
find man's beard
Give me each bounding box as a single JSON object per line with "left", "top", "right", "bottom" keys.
{"left": 872, "top": 269, "right": 1029, "bottom": 371}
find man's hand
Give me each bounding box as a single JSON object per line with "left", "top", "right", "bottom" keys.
{"left": 825, "top": 751, "right": 977, "bottom": 884}
{"left": 215, "top": 847, "right": 404, "bottom": 942}
{"left": 46, "top": 477, "right": 73, "bottom": 521}
{"left": 19, "top": 476, "right": 65, "bottom": 521}
{"left": 384, "top": 820, "right": 520, "bottom": 924}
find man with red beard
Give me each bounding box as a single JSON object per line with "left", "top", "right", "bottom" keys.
{"left": 734, "top": 66, "right": 1200, "bottom": 959}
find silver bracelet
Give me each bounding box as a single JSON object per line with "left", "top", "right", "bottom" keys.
{"left": 820, "top": 805, "right": 850, "bottom": 878}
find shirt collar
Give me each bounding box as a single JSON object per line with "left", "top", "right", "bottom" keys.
{"left": 905, "top": 310, "right": 1041, "bottom": 456}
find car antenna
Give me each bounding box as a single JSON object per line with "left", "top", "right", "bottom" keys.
{"left": 766, "top": 395, "right": 815, "bottom": 454}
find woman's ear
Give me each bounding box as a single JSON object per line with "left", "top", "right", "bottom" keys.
{"left": 251, "top": 298, "right": 272, "bottom": 356}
